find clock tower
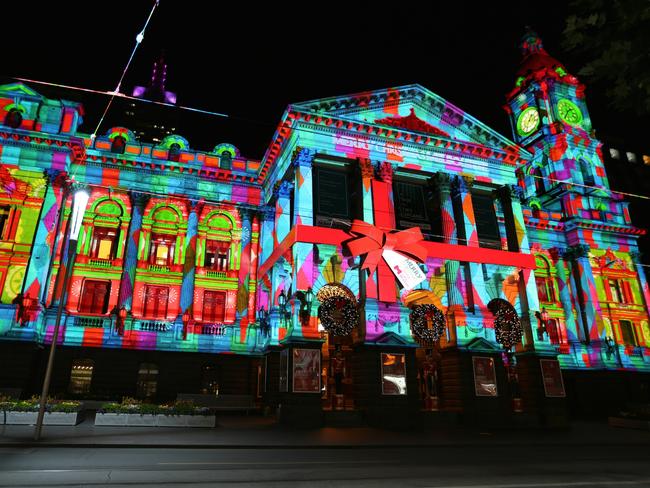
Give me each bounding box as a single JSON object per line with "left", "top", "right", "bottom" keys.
{"left": 505, "top": 28, "right": 609, "bottom": 201}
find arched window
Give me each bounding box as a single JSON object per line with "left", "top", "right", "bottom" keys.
{"left": 111, "top": 136, "right": 126, "bottom": 154}
{"left": 4, "top": 109, "right": 23, "bottom": 129}
{"left": 580, "top": 159, "right": 594, "bottom": 186}
{"left": 531, "top": 167, "right": 545, "bottom": 194}
{"left": 79, "top": 280, "right": 110, "bottom": 314}
{"left": 219, "top": 151, "right": 232, "bottom": 170}
{"left": 168, "top": 143, "right": 181, "bottom": 162}
{"left": 68, "top": 359, "right": 94, "bottom": 395}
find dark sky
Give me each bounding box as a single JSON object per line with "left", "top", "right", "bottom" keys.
{"left": 2, "top": 1, "right": 640, "bottom": 159}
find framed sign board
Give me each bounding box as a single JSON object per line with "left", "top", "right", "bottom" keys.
{"left": 292, "top": 348, "right": 321, "bottom": 393}
{"left": 473, "top": 356, "right": 498, "bottom": 397}
{"left": 540, "top": 359, "right": 566, "bottom": 398}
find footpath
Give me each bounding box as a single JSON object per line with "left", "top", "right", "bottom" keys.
{"left": 1, "top": 412, "right": 648, "bottom": 449}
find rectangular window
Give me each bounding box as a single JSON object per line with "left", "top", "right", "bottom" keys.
{"left": 143, "top": 285, "right": 169, "bottom": 319}
{"left": 78, "top": 280, "right": 110, "bottom": 314}
{"left": 472, "top": 193, "right": 501, "bottom": 249}
{"left": 68, "top": 359, "right": 94, "bottom": 395}
{"left": 203, "top": 290, "right": 226, "bottom": 323}
{"left": 609, "top": 280, "right": 623, "bottom": 303}
{"left": 620, "top": 320, "right": 638, "bottom": 346}
{"left": 90, "top": 227, "right": 117, "bottom": 260}
{"left": 0, "top": 206, "right": 10, "bottom": 239}
{"left": 393, "top": 179, "right": 443, "bottom": 241}
{"left": 536, "top": 277, "right": 550, "bottom": 303}
{"left": 149, "top": 233, "right": 175, "bottom": 266}
{"left": 462, "top": 262, "right": 474, "bottom": 312}
{"left": 314, "top": 165, "right": 359, "bottom": 229}
{"left": 621, "top": 281, "right": 634, "bottom": 304}
{"left": 204, "top": 241, "right": 230, "bottom": 271}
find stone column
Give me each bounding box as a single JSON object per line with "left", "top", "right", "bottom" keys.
{"left": 237, "top": 208, "right": 253, "bottom": 331}
{"left": 358, "top": 158, "right": 375, "bottom": 223}
{"left": 179, "top": 199, "right": 203, "bottom": 320}
{"left": 292, "top": 148, "right": 314, "bottom": 226}
{"left": 498, "top": 185, "right": 540, "bottom": 349}
{"left": 564, "top": 244, "right": 603, "bottom": 342}
{"left": 434, "top": 172, "right": 461, "bottom": 345}
{"left": 22, "top": 170, "right": 69, "bottom": 316}
{"left": 274, "top": 181, "right": 293, "bottom": 248}
{"left": 117, "top": 192, "right": 150, "bottom": 312}
{"left": 550, "top": 248, "right": 579, "bottom": 343}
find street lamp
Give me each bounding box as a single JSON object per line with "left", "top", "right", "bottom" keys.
{"left": 278, "top": 289, "right": 288, "bottom": 327}
{"left": 182, "top": 310, "right": 191, "bottom": 340}
{"left": 34, "top": 185, "right": 89, "bottom": 441}
{"left": 117, "top": 305, "right": 127, "bottom": 336}
{"left": 535, "top": 308, "right": 549, "bottom": 341}
{"left": 258, "top": 307, "right": 270, "bottom": 337}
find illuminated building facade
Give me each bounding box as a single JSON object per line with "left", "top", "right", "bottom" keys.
{"left": 0, "top": 32, "right": 647, "bottom": 424}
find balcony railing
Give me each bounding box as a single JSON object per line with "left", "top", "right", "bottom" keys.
{"left": 138, "top": 321, "right": 171, "bottom": 332}
{"left": 88, "top": 258, "right": 113, "bottom": 268}
{"left": 74, "top": 316, "right": 111, "bottom": 328}
{"left": 200, "top": 323, "right": 227, "bottom": 336}
{"left": 206, "top": 270, "right": 227, "bottom": 279}
{"left": 148, "top": 264, "right": 170, "bottom": 273}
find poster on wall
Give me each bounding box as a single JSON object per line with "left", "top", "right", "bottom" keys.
{"left": 279, "top": 349, "right": 288, "bottom": 392}
{"left": 472, "top": 356, "right": 498, "bottom": 397}
{"left": 381, "top": 353, "right": 407, "bottom": 395}
{"left": 292, "top": 348, "right": 321, "bottom": 393}
{"left": 540, "top": 359, "right": 566, "bottom": 397}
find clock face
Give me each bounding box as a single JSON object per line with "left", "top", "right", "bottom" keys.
{"left": 557, "top": 99, "right": 583, "bottom": 126}
{"left": 517, "top": 107, "right": 540, "bottom": 137}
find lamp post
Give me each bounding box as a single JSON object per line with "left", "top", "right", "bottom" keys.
{"left": 258, "top": 307, "right": 270, "bottom": 337}
{"left": 536, "top": 307, "right": 548, "bottom": 341}
{"left": 278, "top": 289, "right": 287, "bottom": 327}
{"left": 182, "top": 310, "right": 191, "bottom": 340}
{"left": 34, "top": 185, "right": 89, "bottom": 441}
{"left": 117, "top": 305, "right": 127, "bottom": 336}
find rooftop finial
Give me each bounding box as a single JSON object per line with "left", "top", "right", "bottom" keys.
{"left": 519, "top": 27, "right": 544, "bottom": 56}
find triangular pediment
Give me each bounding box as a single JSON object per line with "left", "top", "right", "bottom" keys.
{"left": 291, "top": 84, "right": 519, "bottom": 152}
{"left": 371, "top": 331, "right": 412, "bottom": 347}
{"left": 0, "top": 83, "right": 42, "bottom": 98}
{"left": 466, "top": 337, "right": 501, "bottom": 352}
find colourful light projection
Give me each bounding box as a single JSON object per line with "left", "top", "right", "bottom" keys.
{"left": 0, "top": 28, "right": 647, "bottom": 377}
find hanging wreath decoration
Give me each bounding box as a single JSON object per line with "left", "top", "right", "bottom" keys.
{"left": 410, "top": 304, "right": 446, "bottom": 344}
{"left": 493, "top": 306, "right": 523, "bottom": 350}
{"left": 318, "top": 296, "right": 358, "bottom": 336}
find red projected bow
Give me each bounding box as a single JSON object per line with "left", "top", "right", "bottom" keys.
{"left": 347, "top": 220, "right": 427, "bottom": 302}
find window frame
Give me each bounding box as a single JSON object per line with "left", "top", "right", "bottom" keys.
{"left": 78, "top": 279, "right": 111, "bottom": 315}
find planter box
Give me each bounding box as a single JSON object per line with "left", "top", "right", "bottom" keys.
{"left": 5, "top": 411, "right": 82, "bottom": 425}
{"left": 95, "top": 413, "right": 215, "bottom": 427}
{"left": 608, "top": 416, "right": 650, "bottom": 431}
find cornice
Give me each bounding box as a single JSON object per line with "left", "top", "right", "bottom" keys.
{"left": 258, "top": 109, "right": 529, "bottom": 183}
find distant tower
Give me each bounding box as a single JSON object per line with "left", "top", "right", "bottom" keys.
{"left": 126, "top": 53, "right": 179, "bottom": 144}
{"left": 132, "top": 52, "right": 177, "bottom": 104}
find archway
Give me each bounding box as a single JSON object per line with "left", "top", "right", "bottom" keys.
{"left": 316, "top": 283, "right": 357, "bottom": 411}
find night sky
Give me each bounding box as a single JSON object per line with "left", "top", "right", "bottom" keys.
{"left": 5, "top": 1, "right": 640, "bottom": 159}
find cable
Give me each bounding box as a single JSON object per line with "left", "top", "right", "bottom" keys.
{"left": 12, "top": 77, "right": 228, "bottom": 119}
{"left": 91, "top": 0, "right": 160, "bottom": 141}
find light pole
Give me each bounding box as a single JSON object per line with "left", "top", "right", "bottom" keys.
{"left": 34, "top": 185, "right": 89, "bottom": 441}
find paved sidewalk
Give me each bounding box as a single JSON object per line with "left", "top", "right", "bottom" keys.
{"left": 1, "top": 412, "right": 648, "bottom": 449}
